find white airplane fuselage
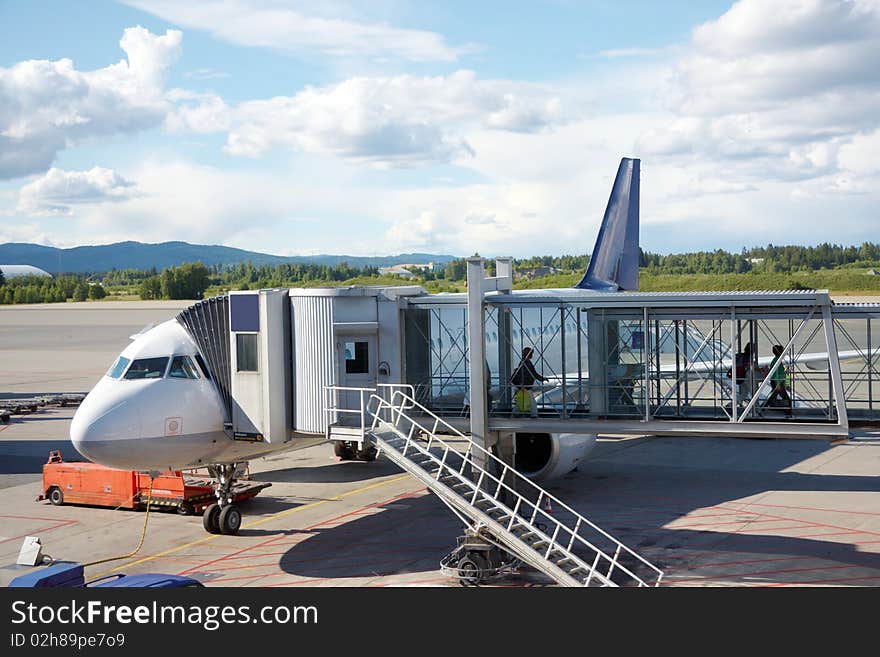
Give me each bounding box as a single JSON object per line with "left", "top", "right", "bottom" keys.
{"left": 70, "top": 320, "right": 304, "bottom": 471}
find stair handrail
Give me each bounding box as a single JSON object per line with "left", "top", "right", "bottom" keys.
{"left": 323, "top": 385, "right": 375, "bottom": 436}
{"left": 366, "top": 390, "right": 663, "bottom": 587}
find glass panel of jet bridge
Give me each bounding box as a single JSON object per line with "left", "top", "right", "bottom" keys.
{"left": 402, "top": 289, "right": 880, "bottom": 437}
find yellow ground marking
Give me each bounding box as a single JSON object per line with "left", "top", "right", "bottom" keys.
{"left": 91, "top": 473, "right": 413, "bottom": 577}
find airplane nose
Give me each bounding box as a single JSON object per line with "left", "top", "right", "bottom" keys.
{"left": 70, "top": 394, "right": 141, "bottom": 469}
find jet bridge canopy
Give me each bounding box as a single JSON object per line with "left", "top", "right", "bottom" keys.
{"left": 403, "top": 282, "right": 880, "bottom": 439}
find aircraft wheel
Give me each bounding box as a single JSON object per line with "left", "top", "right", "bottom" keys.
{"left": 48, "top": 487, "right": 64, "bottom": 506}
{"left": 457, "top": 553, "right": 487, "bottom": 586}
{"left": 219, "top": 505, "right": 242, "bottom": 535}
{"left": 202, "top": 503, "right": 221, "bottom": 534}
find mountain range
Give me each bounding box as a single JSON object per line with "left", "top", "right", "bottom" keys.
{"left": 0, "top": 241, "right": 458, "bottom": 274}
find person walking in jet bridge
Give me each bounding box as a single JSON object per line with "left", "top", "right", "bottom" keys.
{"left": 511, "top": 347, "right": 548, "bottom": 418}
{"left": 728, "top": 341, "right": 754, "bottom": 405}
{"left": 762, "top": 344, "right": 792, "bottom": 415}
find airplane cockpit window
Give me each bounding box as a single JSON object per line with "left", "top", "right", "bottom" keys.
{"left": 169, "top": 355, "right": 200, "bottom": 379}
{"left": 106, "top": 356, "right": 131, "bottom": 379}
{"left": 123, "top": 357, "right": 169, "bottom": 380}
{"left": 194, "top": 354, "right": 211, "bottom": 380}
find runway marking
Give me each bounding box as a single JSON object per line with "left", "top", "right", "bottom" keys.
{"left": 179, "top": 489, "right": 432, "bottom": 580}
{"left": 721, "top": 500, "right": 880, "bottom": 517}
{"left": 791, "top": 529, "right": 864, "bottom": 539}
{"left": 0, "top": 514, "right": 77, "bottom": 523}
{"left": 661, "top": 555, "right": 814, "bottom": 572}
{"left": 369, "top": 577, "right": 452, "bottom": 587}
{"left": 243, "top": 538, "right": 446, "bottom": 571}
{"left": 667, "top": 516, "right": 797, "bottom": 530}
{"left": 716, "top": 503, "right": 880, "bottom": 538}
{"left": 759, "top": 574, "right": 880, "bottom": 587}
{"left": 178, "top": 489, "right": 421, "bottom": 575}
{"left": 664, "top": 563, "right": 861, "bottom": 583}
{"left": 95, "top": 473, "right": 412, "bottom": 577}
{"left": 0, "top": 516, "right": 77, "bottom": 546}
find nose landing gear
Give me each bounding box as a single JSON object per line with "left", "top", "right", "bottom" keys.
{"left": 202, "top": 463, "right": 246, "bottom": 535}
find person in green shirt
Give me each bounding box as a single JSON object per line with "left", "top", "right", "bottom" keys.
{"left": 763, "top": 344, "right": 791, "bottom": 413}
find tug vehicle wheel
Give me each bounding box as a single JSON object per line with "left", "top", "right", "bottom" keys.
{"left": 48, "top": 487, "right": 64, "bottom": 506}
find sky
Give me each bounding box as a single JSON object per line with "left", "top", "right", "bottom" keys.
{"left": 2, "top": 0, "right": 880, "bottom": 258}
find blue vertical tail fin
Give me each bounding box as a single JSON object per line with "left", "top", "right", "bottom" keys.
{"left": 575, "top": 157, "right": 640, "bottom": 291}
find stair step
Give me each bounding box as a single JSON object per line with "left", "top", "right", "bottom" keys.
{"left": 370, "top": 416, "right": 660, "bottom": 590}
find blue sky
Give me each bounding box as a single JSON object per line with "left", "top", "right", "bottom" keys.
{"left": 2, "top": 1, "right": 879, "bottom": 257}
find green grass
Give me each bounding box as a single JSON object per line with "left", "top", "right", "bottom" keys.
{"left": 116, "top": 267, "right": 880, "bottom": 301}
{"left": 516, "top": 269, "right": 880, "bottom": 295}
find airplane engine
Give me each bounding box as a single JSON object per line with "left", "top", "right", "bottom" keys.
{"left": 514, "top": 432, "right": 597, "bottom": 481}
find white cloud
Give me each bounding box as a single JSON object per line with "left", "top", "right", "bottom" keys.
{"left": 67, "top": 160, "right": 340, "bottom": 247}
{"left": 0, "top": 26, "right": 181, "bottom": 179}
{"left": 598, "top": 47, "right": 668, "bottom": 59}
{"left": 184, "top": 67, "right": 229, "bottom": 80}
{"left": 124, "top": 0, "right": 474, "bottom": 62}
{"left": 628, "top": 0, "right": 880, "bottom": 224}
{"left": 166, "top": 70, "right": 570, "bottom": 166}
{"left": 164, "top": 90, "right": 232, "bottom": 134}
{"left": 17, "top": 167, "right": 139, "bottom": 214}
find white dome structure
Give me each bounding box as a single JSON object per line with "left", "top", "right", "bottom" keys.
{"left": 0, "top": 264, "right": 52, "bottom": 278}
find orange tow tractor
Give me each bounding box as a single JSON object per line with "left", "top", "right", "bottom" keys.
{"left": 40, "top": 451, "right": 270, "bottom": 516}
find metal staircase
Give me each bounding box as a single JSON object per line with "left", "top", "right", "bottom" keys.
{"left": 359, "top": 389, "right": 664, "bottom": 587}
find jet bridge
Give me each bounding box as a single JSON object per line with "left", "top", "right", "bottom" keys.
{"left": 401, "top": 259, "right": 880, "bottom": 447}
{"left": 178, "top": 273, "right": 880, "bottom": 463}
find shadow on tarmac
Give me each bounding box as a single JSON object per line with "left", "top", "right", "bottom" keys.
{"left": 272, "top": 437, "right": 880, "bottom": 586}
{"left": 251, "top": 458, "right": 404, "bottom": 484}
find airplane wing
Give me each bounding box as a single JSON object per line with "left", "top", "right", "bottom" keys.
{"left": 537, "top": 348, "right": 880, "bottom": 387}
{"left": 679, "top": 349, "right": 880, "bottom": 376}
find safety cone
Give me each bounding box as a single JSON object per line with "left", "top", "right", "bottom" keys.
{"left": 540, "top": 496, "right": 553, "bottom": 514}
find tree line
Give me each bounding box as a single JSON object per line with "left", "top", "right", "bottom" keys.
{"left": 508, "top": 242, "right": 880, "bottom": 277}
{"left": 5, "top": 241, "right": 880, "bottom": 305}
{"left": 0, "top": 273, "right": 106, "bottom": 304}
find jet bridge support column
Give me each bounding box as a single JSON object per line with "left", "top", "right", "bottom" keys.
{"left": 587, "top": 310, "right": 609, "bottom": 417}
{"left": 822, "top": 300, "right": 849, "bottom": 431}
{"left": 496, "top": 258, "right": 514, "bottom": 414}
{"left": 467, "top": 258, "right": 490, "bottom": 471}
{"left": 492, "top": 258, "right": 516, "bottom": 495}
{"left": 467, "top": 257, "right": 513, "bottom": 475}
